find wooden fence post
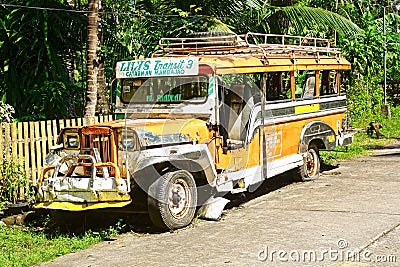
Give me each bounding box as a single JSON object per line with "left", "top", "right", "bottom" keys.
{"left": 4, "top": 123, "right": 11, "bottom": 162}
{"left": 40, "top": 121, "right": 47, "bottom": 170}
{"left": 0, "top": 124, "right": 3, "bottom": 165}
{"left": 29, "top": 122, "right": 37, "bottom": 183}
{"left": 11, "top": 123, "right": 17, "bottom": 162}
{"left": 23, "top": 122, "right": 30, "bottom": 180}
{"left": 17, "top": 122, "right": 24, "bottom": 167}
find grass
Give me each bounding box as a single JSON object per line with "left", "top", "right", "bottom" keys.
{"left": 0, "top": 223, "right": 119, "bottom": 267}
{"left": 321, "top": 108, "right": 400, "bottom": 164}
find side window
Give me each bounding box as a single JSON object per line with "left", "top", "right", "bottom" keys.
{"left": 266, "top": 72, "right": 291, "bottom": 101}
{"left": 320, "top": 70, "right": 338, "bottom": 96}
{"left": 63, "top": 132, "right": 80, "bottom": 150}
{"left": 294, "top": 71, "right": 316, "bottom": 99}
{"left": 220, "top": 73, "right": 262, "bottom": 109}
{"left": 246, "top": 73, "right": 263, "bottom": 103}
{"left": 302, "top": 74, "right": 316, "bottom": 99}
{"left": 218, "top": 73, "right": 262, "bottom": 144}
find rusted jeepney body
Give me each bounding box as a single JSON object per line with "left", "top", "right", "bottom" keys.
{"left": 35, "top": 33, "right": 353, "bottom": 229}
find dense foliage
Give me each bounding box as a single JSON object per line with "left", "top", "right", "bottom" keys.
{"left": 0, "top": 0, "right": 87, "bottom": 120}
{"left": 339, "top": 4, "right": 400, "bottom": 123}
{"left": 0, "top": 0, "right": 399, "bottom": 122}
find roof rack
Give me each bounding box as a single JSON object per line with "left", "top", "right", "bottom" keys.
{"left": 153, "top": 32, "right": 342, "bottom": 58}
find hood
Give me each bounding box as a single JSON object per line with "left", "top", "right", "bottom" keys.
{"left": 110, "top": 118, "right": 211, "bottom": 147}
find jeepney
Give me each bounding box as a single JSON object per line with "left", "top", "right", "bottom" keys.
{"left": 35, "top": 33, "right": 353, "bottom": 230}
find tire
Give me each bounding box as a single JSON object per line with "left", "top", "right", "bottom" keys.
{"left": 148, "top": 170, "right": 197, "bottom": 230}
{"left": 295, "top": 145, "right": 320, "bottom": 182}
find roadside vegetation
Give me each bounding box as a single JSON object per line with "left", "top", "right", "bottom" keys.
{"left": 0, "top": 210, "right": 128, "bottom": 267}
{"left": 334, "top": 106, "right": 400, "bottom": 164}
{"left": 0, "top": 226, "right": 106, "bottom": 267}
{"left": 321, "top": 106, "right": 400, "bottom": 164}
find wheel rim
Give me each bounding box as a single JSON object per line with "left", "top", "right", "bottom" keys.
{"left": 305, "top": 149, "right": 318, "bottom": 177}
{"left": 167, "top": 178, "right": 191, "bottom": 219}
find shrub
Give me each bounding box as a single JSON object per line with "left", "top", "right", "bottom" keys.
{"left": 346, "top": 76, "right": 384, "bottom": 126}
{"left": 0, "top": 160, "right": 30, "bottom": 205}
{"left": 0, "top": 101, "right": 15, "bottom": 123}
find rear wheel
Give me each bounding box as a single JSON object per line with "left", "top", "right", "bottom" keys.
{"left": 148, "top": 170, "right": 197, "bottom": 230}
{"left": 295, "top": 145, "right": 320, "bottom": 181}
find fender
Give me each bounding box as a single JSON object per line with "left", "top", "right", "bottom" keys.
{"left": 132, "top": 143, "right": 217, "bottom": 188}
{"left": 299, "top": 121, "right": 337, "bottom": 153}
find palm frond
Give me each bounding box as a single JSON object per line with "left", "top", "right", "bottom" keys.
{"left": 278, "top": 6, "right": 362, "bottom": 36}
{"left": 102, "top": 21, "right": 132, "bottom": 59}
{"left": 207, "top": 18, "right": 235, "bottom": 33}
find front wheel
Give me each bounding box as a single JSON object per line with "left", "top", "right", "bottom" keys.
{"left": 148, "top": 170, "right": 197, "bottom": 230}
{"left": 295, "top": 145, "right": 320, "bottom": 182}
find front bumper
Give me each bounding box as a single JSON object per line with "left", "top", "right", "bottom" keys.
{"left": 35, "top": 200, "right": 132, "bottom": 211}
{"left": 35, "top": 154, "right": 132, "bottom": 211}
{"left": 35, "top": 177, "right": 132, "bottom": 211}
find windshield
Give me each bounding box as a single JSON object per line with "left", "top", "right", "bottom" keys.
{"left": 122, "top": 75, "right": 209, "bottom": 104}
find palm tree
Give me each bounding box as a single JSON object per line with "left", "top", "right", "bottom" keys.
{"left": 134, "top": 0, "right": 360, "bottom": 37}
{"left": 85, "top": 0, "right": 100, "bottom": 117}
{"left": 95, "top": 0, "right": 110, "bottom": 115}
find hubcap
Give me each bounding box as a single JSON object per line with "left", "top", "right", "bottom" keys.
{"left": 305, "top": 150, "right": 317, "bottom": 177}
{"left": 168, "top": 178, "right": 190, "bottom": 218}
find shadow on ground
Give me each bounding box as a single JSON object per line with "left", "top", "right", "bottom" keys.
{"left": 2, "top": 163, "right": 341, "bottom": 236}
{"left": 224, "top": 162, "right": 339, "bottom": 210}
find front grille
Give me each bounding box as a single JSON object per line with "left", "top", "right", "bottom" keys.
{"left": 81, "top": 134, "right": 112, "bottom": 163}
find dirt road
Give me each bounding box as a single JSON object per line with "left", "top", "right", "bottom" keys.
{"left": 40, "top": 143, "right": 400, "bottom": 266}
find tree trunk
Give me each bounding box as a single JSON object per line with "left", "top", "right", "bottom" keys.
{"left": 96, "top": 0, "right": 109, "bottom": 115}
{"left": 270, "top": 0, "right": 293, "bottom": 34}
{"left": 96, "top": 62, "right": 109, "bottom": 115}
{"left": 85, "top": 0, "right": 100, "bottom": 117}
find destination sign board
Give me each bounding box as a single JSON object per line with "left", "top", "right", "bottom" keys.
{"left": 116, "top": 58, "right": 199, "bottom": 78}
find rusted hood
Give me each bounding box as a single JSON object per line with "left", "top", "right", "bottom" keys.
{"left": 112, "top": 118, "right": 211, "bottom": 144}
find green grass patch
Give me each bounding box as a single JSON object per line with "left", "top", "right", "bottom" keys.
{"left": 320, "top": 132, "right": 391, "bottom": 164}
{"left": 0, "top": 225, "right": 114, "bottom": 267}
{"left": 321, "top": 107, "right": 400, "bottom": 164}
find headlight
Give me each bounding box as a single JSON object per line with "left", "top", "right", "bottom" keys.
{"left": 120, "top": 137, "right": 135, "bottom": 150}
{"left": 67, "top": 136, "right": 79, "bottom": 148}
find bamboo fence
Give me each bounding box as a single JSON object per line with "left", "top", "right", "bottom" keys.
{"left": 0, "top": 115, "right": 115, "bottom": 192}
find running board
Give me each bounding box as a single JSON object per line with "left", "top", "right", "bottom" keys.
{"left": 196, "top": 197, "right": 230, "bottom": 221}
{"left": 230, "top": 188, "right": 247, "bottom": 194}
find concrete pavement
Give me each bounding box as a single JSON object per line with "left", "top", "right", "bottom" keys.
{"left": 39, "top": 143, "right": 400, "bottom": 267}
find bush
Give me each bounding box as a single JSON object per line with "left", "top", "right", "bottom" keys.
{"left": 0, "top": 160, "right": 30, "bottom": 205}
{"left": 0, "top": 101, "right": 15, "bottom": 123}
{"left": 346, "top": 76, "right": 384, "bottom": 126}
